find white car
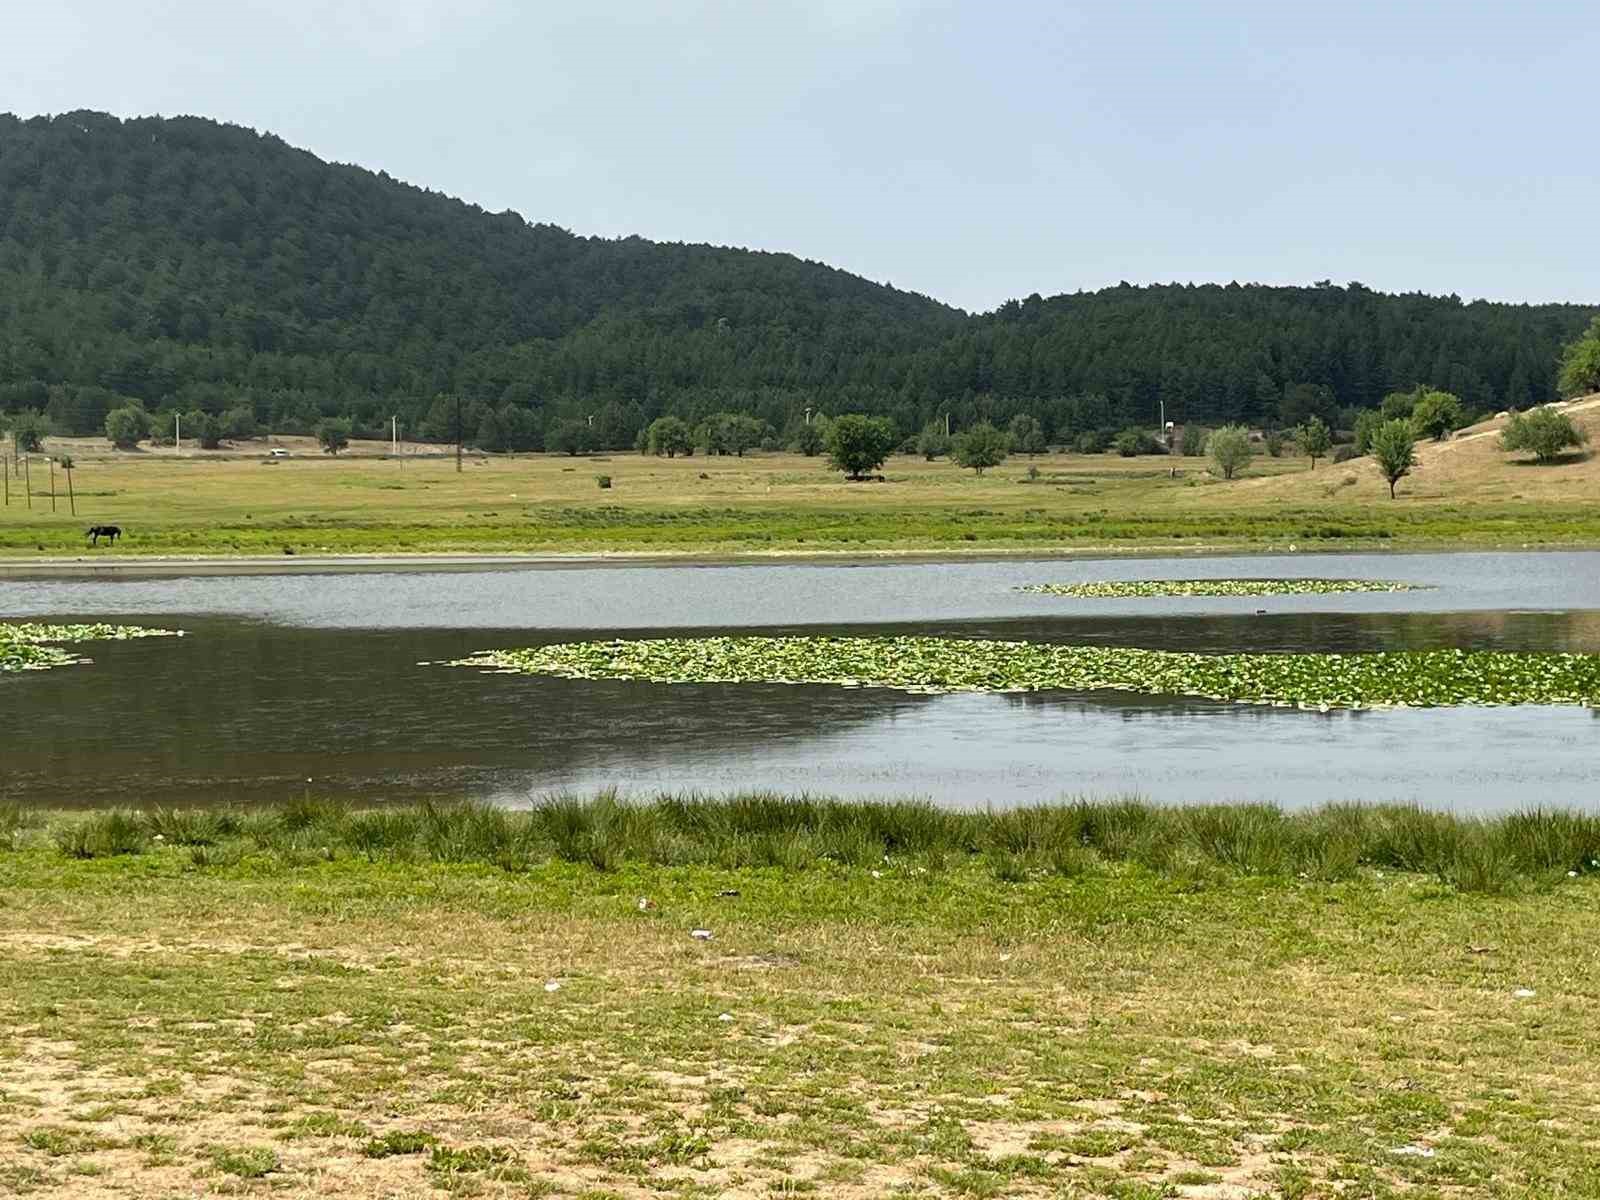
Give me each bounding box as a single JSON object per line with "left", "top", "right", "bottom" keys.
{"left": 267, "top": 448, "right": 290, "bottom": 458}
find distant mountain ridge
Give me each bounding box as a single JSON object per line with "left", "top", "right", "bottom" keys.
{"left": 1, "top": 110, "right": 1593, "bottom": 448}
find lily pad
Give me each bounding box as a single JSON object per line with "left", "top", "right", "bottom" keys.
{"left": 1020, "top": 579, "right": 1425, "bottom": 599}
{"left": 450, "top": 635, "right": 1600, "bottom": 710}
{"left": 0, "top": 623, "right": 183, "bottom": 674}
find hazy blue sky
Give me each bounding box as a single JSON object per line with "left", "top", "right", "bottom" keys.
{"left": 7, "top": 1, "right": 1596, "bottom": 311}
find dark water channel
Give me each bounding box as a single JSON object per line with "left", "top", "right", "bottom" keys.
{"left": 4, "top": 552, "right": 1599, "bottom": 811}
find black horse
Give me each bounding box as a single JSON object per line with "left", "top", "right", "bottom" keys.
{"left": 86, "top": 525, "right": 122, "bottom": 546}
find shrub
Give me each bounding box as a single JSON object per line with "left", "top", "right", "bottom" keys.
{"left": 952, "top": 422, "right": 1010, "bottom": 474}
{"left": 596, "top": 474, "right": 612, "bottom": 489}
{"left": 1332, "top": 444, "right": 1361, "bottom": 463}
{"left": 1500, "top": 407, "right": 1588, "bottom": 464}
{"left": 1353, "top": 409, "right": 1382, "bottom": 454}
{"left": 54, "top": 810, "right": 148, "bottom": 859}
{"left": 1007, "top": 414, "right": 1047, "bottom": 455}
{"left": 789, "top": 421, "right": 825, "bottom": 456}
{"left": 1264, "top": 430, "right": 1285, "bottom": 457}
{"left": 1180, "top": 424, "right": 1208, "bottom": 456}
{"left": 1205, "top": 425, "right": 1253, "bottom": 480}
{"left": 1557, "top": 316, "right": 1600, "bottom": 397}
{"left": 1075, "top": 429, "right": 1109, "bottom": 454}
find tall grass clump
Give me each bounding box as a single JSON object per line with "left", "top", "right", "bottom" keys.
{"left": 53, "top": 810, "right": 149, "bottom": 859}
{"left": 32, "top": 794, "right": 1600, "bottom": 894}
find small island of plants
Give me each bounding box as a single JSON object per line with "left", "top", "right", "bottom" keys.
{"left": 1019, "top": 578, "right": 1425, "bottom": 599}
{"left": 451, "top": 635, "right": 1600, "bottom": 709}
{"left": 0, "top": 622, "right": 182, "bottom": 673}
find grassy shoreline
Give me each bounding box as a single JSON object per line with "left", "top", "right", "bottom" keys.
{"left": 3, "top": 797, "right": 1599, "bottom": 1197}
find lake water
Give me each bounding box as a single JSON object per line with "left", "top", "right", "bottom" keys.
{"left": 5, "top": 551, "right": 1599, "bottom": 812}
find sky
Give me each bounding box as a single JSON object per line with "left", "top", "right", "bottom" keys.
{"left": 5, "top": 0, "right": 1597, "bottom": 313}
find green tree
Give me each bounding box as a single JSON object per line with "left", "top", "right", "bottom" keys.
{"left": 1371, "top": 419, "right": 1416, "bottom": 498}
{"left": 824, "top": 414, "right": 897, "bottom": 480}
{"left": 222, "top": 404, "right": 259, "bottom": 439}
{"left": 1409, "top": 389, "right": 1464, "bottom": 441}
{"left": 1206, "top": 425, "right": 1253, "bottom": 480}
{"left": 546, "top": 419, "right": 595, "bottom": 456}
{"left": 1007, "top": 414, "right": 1047, "bottom": 455}
{"left": 1180, "top": 424, "right": 1208, "bottom": 456}
{"left": 1500, "top": 407, "right": 1589, "bottom": 464}
{"left": 185, "top": 410, "right": 225, "bottom": 449}
{"left": 953, "top": 422, "right": 1010, "bottom": 474}
{"left": 316, "top": 417, "right": 352, "bottom": 456}
{"left": 104, "top": 405, "right": 151, "bottom": 450}
{"left": 1557, "top": 316, "right": 1600, "bottom": 397}
{"left": 645, "top": 416, "right": 692, "bottom": 458}
{"left": 790, "top": 421, "right": 825, "bottom": 456}
{"left": 916, "top": 421, "right": 952, "bottom": 461}
{"left": 1296, "top": 416, "right": 1332, "bottom": 469}
{"left": 8, "top": 409, "right": 49, "bottom": 453}
{"left": 1352, "top": 410, "right": 1382, "bottom": 455}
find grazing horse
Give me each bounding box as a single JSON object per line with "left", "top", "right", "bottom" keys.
{"left": 86, "top": 525, "right": 122, "bottom": 546}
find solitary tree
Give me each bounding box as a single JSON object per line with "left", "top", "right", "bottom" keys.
{"left": 1296, "top": 416, "right": 1332, "bottom": 469}
{"left": 8, "top": 409, "right": 49, "bottom": 453}
{"left": 1557, "top": 316, "right": 1600, "bottom": 397}
{"left": 316, "top": 417, "right": 352, "bottom": 456}
{"left": 644, "top": 415, "right": 692, "bottom": 458}
{"left": 1371, "top": 419, "right": 1417, "bottom": 498}
{"left": 1206, "top": 424, "right": 1253, "bottom": 480}
{"left": 790, "top": 418, "right": 826, "bottom": 456}
{"left": 104, "top": 405, "right": 151, "bottom": 450}
{"left": 1500, "top": 407, "right": 1589, "bottom": 464}
{"left": 1409, "top": 389, "right": 1464, "bottom": 441}
{"left": 953, "top": 422, "right": 1010, "bottom": 474}
{"left": 825, "top": 414, "right": 897, "bottom": 480}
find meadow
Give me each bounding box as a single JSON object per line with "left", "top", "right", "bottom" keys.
{"left": 3, "top": 797, "right": 1599, "bottom": 1199}
{"left": 2, "top": 398, "right": 1598, "bottom": 560}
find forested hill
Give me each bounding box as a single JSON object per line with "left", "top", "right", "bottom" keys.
{"left": 1, "top": 110, "right": 1594, "bottom": 450}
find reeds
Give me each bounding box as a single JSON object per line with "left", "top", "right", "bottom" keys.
{"left": 14, "top": 794, "right": 1600, "bottom": 894}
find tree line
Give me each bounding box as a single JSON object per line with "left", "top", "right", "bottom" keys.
{"left": 1, "top": 111, "right": 1596, "bottom": 455}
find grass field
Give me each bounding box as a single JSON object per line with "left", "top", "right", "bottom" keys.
{"left": 3, "top": 398, "right": 1597, "bottom": 559}
{"left": 3, "top": 798, "right": 1600, "bottom": 1198}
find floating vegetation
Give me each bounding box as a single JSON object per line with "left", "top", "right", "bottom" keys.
{"left": 0, "top": 622, "right": 182, "bottom": 673}
{"left": 452, "top": 636, "right": 1600, "bottom": 710}
{"left": 1020, "top": 578, "right": 1426, "bottom": 599}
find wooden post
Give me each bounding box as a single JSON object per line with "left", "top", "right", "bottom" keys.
{"left": 49, "top": 458, "right": 57, "bottom": 513}
{"left": 65, "top": 463, "right": 75, "bottom": 516}
{"left": 23, "top": 455, "right": 31, "bottom": 509}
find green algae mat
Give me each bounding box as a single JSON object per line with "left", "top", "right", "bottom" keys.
{"left": 452, "top": 635, "right": 1600, "bottom": 710}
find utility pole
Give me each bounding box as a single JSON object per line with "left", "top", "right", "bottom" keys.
{"left": 455, "top": 394, "right": 462, "bottom": 473}
{"left": 23, "top": 455, "right": 31, "bottom": 509}
{"left": 391, "top": 415, "right": 398, "bottom": 456}
{"left": 175, "top": 413, "right": 182, "bottom": 454}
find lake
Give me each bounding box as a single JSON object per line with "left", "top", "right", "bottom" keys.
{"left": 5, "top": 551, "right": 1599, "bottom": 811}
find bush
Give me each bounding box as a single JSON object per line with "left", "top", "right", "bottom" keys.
{"left": 789, "top": 421, "right": 825, "bottom": 456}
{"left": 546, "top": 419, "right": 595, "bottom": 456}
{"left": 1206, "top": 425, "right": 1253, "bottom": 480}
{"left": 1557, "top": 316, "right": 1600, "bottom": 398}
{"left": 824, "top": 413, "right": 897, "bottom": 479}
{"left": 952, "top": 422, "right": 1010, "bottom": 474}
{"left": 1332, "top": 444, "right": 1362, "bottom": 463}
{"left": 1180, "top": 424, "right": 1208, "bottom": 456}
{"left": 1353, "top": 409, "right": 1382, "bottom": 454}
{"left": 1264, "top": 430, "right": 1285, "bottom": 457}
{"left": 1075, "top": 429, "right": 1109, "bottom": 454}
{"left": 1500, "top": 407, "right": 1588, "bottom": 464}
{"left": 596, "top": 474, "right": 612, "bottom": 489}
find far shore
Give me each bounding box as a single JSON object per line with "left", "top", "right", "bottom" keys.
{"left": 0, "top": 539, "right": 1586, "bottom": 579}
